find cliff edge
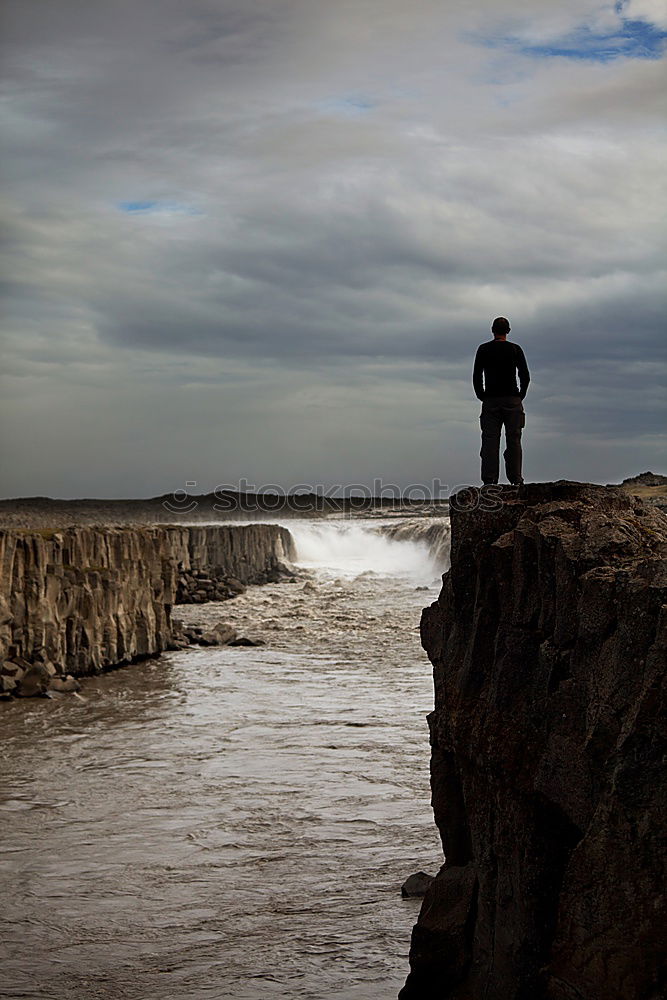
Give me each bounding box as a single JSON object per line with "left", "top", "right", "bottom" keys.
{"left": 0, "top": 523, "right": 294, "bottom": 688}
{"left": 401, "top": 482, "right": 666, "bottom": 1000}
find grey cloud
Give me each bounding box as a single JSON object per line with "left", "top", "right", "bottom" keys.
{"left": 1, "top": 0, "right": 665, "bottom": 496}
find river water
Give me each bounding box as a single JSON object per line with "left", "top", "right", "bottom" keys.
{"left": 0, "top": 518, "right": 449, "bottom": 1000}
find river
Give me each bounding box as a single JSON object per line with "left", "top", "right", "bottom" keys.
{"left": 0, "top": 517, "right": 449, "bottom": 1000}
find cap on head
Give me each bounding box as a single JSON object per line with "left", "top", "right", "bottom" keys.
{"left": 492, "top": 316, "right": 511, "bottom": 337}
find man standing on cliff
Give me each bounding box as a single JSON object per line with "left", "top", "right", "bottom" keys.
{"left": 473, "top": 317, "right": 530, "bottom": 486}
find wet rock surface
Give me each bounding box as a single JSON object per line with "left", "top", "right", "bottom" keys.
{"left": 402, "top": 482, "right": 667, "bottom": 1000}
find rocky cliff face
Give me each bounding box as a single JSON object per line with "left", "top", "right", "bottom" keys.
{"left": 0, "top": 523, "right": 294, "bottom": 686}
{"left": 401, "top": 483, "right": 667, "bottom": 1000}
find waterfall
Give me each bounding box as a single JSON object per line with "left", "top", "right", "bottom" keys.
{"left": 286, "top": 518, "right": 450, "bottom": 580}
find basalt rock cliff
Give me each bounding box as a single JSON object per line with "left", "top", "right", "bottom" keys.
{"left": 0, "top": 523, "right": 294, "bottom": 687}
{"left": 401, "top": 482, "right": 666, "bottom": 1000}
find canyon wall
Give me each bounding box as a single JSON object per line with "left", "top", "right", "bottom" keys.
{"left": 0, "top": 523, "right": 294, "bottom": 684}
{"left": 401, "top": 482, "right": 666, "bottom": 1000}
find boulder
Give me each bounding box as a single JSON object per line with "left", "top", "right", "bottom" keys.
{"left": 1, "top": 661, "right": 24, "bottom": 680}
{"left": 197, "top": 624, "right": 237, "bottom": 646}
{"left": 16, "top": 663, "right": 51, "bottom": 697}
{"left": 1, "top": 675, "right": 17, "bottom": 694}
{"left": 49, "top": 674, "right": 81, "bottom": 693}
{"left": 166, "top": 638, "right": 190, "bottom": 651}
{"left": 401, "top": 871, "right": 435, "bottom": 898}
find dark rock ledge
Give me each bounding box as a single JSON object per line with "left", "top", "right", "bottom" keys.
{"left": 401, "top": 482, "right": 667, "bottom": 1000}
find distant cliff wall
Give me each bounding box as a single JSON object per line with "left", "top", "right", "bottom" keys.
{"left": 401, "top": 483, "right": 667, "bottom": 1000}
{"left": 0, "top": 523, "right": 294, "bottom": 681}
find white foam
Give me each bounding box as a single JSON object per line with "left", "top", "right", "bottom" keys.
{"left": 288, "top": 520, "right": 436, "bottom": 582}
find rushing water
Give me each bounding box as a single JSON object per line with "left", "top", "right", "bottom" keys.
{"left": 0, "top": 518, "right": 449, "bottom": 1000}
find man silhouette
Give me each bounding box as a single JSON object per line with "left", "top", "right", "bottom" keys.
{"left": 473, "top": 317, "right": 530, "bottom": 485}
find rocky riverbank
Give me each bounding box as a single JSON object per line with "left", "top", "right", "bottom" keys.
{"left": 0, "top": 523, "right": 294, "bottom": 697}
{"left": 401, "top": 481, "right": 667, "bottom": 1000}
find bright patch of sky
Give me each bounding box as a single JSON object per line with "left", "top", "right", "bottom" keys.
{"left": 117, "top": 201, "right": 200, "bottom": 216}
{"left": 317, "top": 95, "right": 377, "bottom": 115}
{"left": 479, "top": 1, "right": 667, "bottom": 61}
{"left": 118, "top": 201, "right": 159, "bottom": 213}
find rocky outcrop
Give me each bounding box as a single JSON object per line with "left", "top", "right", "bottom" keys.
{"left": 616, "top": 471, "right": 667, "bottom": 513}
{"left": 621, "top": 471, "right": 667, "bottom": 488}
{"left": 170, "top": 620, "right": 239, "bottom": 650}
{"left": 401, "top": 482, "right": 667, "bottom": 1000}
{"left": 0, "top": 523, "right": 294, "bottom": 688}
{"left": 176, "top": 570, "right": 247, "bottom": 604}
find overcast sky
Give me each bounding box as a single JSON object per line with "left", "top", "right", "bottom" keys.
{"left": 1, "top": 0, "right": 666, "bottom": 498}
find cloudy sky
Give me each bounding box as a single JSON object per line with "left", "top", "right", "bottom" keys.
{"left": 1, "top": 0, "right": 666, "bottom": 498}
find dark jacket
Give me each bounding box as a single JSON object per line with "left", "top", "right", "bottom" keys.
{"left": 473, "top": 339, "right": 530, "bottom": 401}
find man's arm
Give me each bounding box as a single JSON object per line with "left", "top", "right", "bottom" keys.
{"left": 516, "top": 346, "right": 530, "bottom": 399}
{"left": 473, "top": 347, "right": 485, "bottom": 401}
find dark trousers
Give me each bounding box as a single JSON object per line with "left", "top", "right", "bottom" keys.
{"left": 480, "top": 395, "right": 525, "bottom": 484}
